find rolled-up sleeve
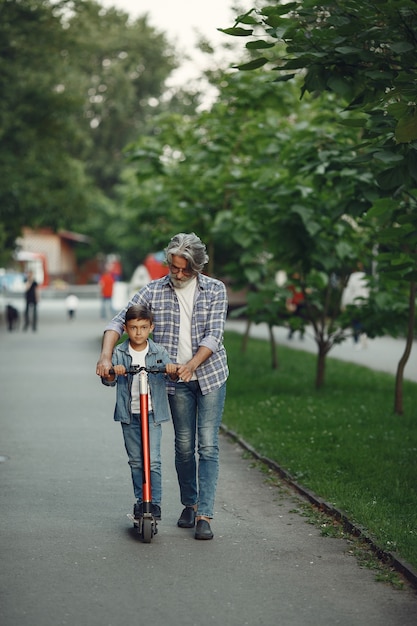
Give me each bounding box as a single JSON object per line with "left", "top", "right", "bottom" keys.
{"left": 197, "top": 280, "right": 227, "bottom": 354}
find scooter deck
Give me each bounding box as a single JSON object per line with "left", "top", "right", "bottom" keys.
{"left": 127, "top": 513, "right": 154, "bottom": 521}
{"left": 127, "top": 513, "right": 158, "bottom": 533}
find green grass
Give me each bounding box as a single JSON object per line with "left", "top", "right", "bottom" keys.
{"left": 223, "top": 331, "right": 417, "bottom": 569}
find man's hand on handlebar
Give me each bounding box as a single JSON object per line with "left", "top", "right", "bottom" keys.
{"left": 96, "top": 356, "right": 113, "bottom": 378}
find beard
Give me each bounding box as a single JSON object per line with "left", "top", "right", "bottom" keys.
{"left": 170, "top": 274, "right": 195, "bottom": 289}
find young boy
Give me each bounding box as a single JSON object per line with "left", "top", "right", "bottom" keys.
{"left": 101, "top": 304, "right": 177, "bottom": 521}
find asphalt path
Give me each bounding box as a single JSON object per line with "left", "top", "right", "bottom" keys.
{"left": 1, "top": 299, "right": 417, "bottom": 626}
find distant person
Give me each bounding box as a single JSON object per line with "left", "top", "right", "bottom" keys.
{"left": 100, "top": 305, "right": 178, "bottom": 522}
{"left": 99, "top": 269, "right": 115, "bottom": 319}
{"left": 286, "top": 277, "right": 306, "bottom": 340}
{"left": 65, "top": 294, "right": 79, "bottom": 320}
{"left": 23, "top": 271, "right": 39, "bottom": 331}
{"left": 341, "top": 268, "right": 369, "bottom": 349}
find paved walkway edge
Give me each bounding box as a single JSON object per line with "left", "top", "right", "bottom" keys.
{"left": 221, "top": 424, "right": 417, "bottom": 591}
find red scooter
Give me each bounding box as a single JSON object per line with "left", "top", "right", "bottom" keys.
{"left": 111, "top": 364, "right": 165, "bottom": 543}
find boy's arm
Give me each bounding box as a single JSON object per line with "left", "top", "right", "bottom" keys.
{"left": 96, "top": 330, "right": 120, "bottom": 377}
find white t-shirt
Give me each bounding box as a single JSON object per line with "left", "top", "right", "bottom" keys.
{"left": 174, "top": 278, "right": 197, "bottom": 381}
{"left": 129, "top": 342, "right": 152, "bottom": 413}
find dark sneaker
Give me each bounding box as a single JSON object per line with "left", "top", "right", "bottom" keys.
{"left": 177, "top": 506, "right": 196, "bottom": 528}
{"left": 152, "top": 504, "right": 161, "bottom": 520}
{"left": 195, "top": 519, "right": 214, "bottom": 540}
{"left": 133, "top": 502, "right": 143, "bottom": 520}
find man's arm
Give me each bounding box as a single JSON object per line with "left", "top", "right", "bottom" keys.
{"left": 96, "top": 330, "right": 120, "bottom": 377}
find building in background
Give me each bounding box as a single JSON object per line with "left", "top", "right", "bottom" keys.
{"left": 15, "top": 227, "right": 91, "bottom": 286}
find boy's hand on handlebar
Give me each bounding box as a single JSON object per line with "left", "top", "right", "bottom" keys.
{"left": 112, "top": 364, "right": 127, "bottom": 376}
{"left": 166, "top": 363, "right": 179, "bottom": 380}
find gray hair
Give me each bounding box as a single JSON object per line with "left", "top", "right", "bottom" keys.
{"left": 165, "top": 233, "right": 209, "bottom": 274}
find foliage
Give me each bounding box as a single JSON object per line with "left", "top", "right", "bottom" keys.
{"left": 224, "top": 0, "right": 417, "bottom": 274}
{"left": 0, "top": 0, "right": 92, "bottom": 254}
{"left": 127, "top": 66, "right": 413, "bottom": 387}
{"left": 64, "top": 0, "right": 177, "bottom": 196}
{"left": 223, "top": 0, "right": 417, "bottom": 399}
{"left": 0, "top": 0, "right": 177, "bottom": 263}
{"left": 225, "top": 0, "right": 417, "bottom": 140}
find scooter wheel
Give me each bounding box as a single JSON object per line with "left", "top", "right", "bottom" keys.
{"left": 142, "top": 517, "right": 153, "bottom": 543}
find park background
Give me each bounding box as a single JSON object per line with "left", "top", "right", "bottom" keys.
{"left": 1, "top": 0, "right": 417, "bottom": 581}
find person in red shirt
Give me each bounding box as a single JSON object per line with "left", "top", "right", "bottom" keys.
{"left": 99, "top": 270, "right": 115, "bottom": 319}
{"left": 286, "top": 280, "right": 306, "bottom": 340}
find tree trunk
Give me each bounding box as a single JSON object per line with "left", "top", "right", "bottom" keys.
{"left": 268, "top": 323, "right": 279, "bottom": 369}
{"left": 315, "top": 342, "right": 327, "bottom": 389}
{"left": 394, "top": 281, "right": 416, "bottom": 415}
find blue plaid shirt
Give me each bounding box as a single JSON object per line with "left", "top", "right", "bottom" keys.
{"left": 105, "top": 274, "right": 229, "bottom": 395}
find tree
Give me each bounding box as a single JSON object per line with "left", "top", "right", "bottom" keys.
{"left": 0, "top": 0, "right": 178, "bottom": 266}
{"left": 224, "top": 0, "right": 417, "bottom": 409}
{"left": 0, "top": 0, "right": 94, "bottom": 260}
{"left": 122, "top": 54, "right": 411, "bottom": 391}
{"left": 125, "top": 69, "right": 383, "bottom": 387}
{"left": 64, "top": 0, "right": 177, "bottom": 196}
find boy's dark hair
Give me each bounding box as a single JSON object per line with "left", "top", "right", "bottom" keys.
{"left": 124, "top": 304, "right": 153, "bottom": 324}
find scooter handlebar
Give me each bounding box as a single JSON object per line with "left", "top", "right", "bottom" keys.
{"left": 109, "top": 365, "right": 167, "bottom": 376}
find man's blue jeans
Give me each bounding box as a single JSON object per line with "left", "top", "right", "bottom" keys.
{"left": 121, "top": 412, "right": 162, "bottom": 505}
{"left": 169, "top": 381, "right": 226, "bottom": 519}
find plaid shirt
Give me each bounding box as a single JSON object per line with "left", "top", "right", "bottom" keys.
{"left": 105, "top": 274, "right": 229, "bottom": 395}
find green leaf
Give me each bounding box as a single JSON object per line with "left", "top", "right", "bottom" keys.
{"left": 387, "top": 103, "right": 409, "bottom": 120}
{"left": 304, "top": 65, "right": 328, "bottom": 93}
{"left": 376, "top": 166, "right": 407, "bottom": 190}
{"left": 236, "top": 13, "right": 259, "bottom": 26}
{"left": 327, "top": 76, "right": 354, "bottom": 98}
{"left": 235, "top": 58, "right": 269, "bottom": 71}
{"left": 395, "top": 110, "right": 417, "bottom": 143}
{"left": 246, "top": 40, "right": 275, "bottom": 50}
{"left": 364, "top": 70, "right": 394, "bottom": 81}
{"left": 373, "top": 151, "right": 404, "bottom": 164}
{"left": 261, "top": 2, "right": 299, "bottom": 18}
{"left": 218, "top": 27, "right": 253, "bottom": 37}
{"left": 367, "top": 198, "right": 396, "bottom": 219}
{"left": 389, "top": 42, "right": 415, "bottom": 54}
{"left": 272, "top": 73, "right": 297, "bottom": 83}
{"left": 391, "top": 254, "right": 415, "bottom": 267}
{"left": 335, "top": 46, "right": 361, "bottom": 55}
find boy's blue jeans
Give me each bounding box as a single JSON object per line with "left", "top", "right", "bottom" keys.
{"left": 121, "top": 412, "right": 162, "bottom": 505}
{"left": 169, "top": 381, "right": 226, "bottom": 519}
